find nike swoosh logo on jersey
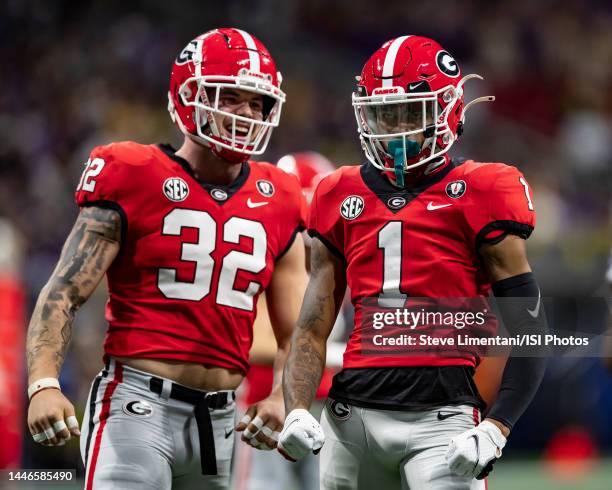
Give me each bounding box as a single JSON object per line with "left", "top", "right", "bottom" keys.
{"left": 247, "top": 198, "right": 269, "bottom": 208}
{"left": 527, "top": 289, "right": 541, "bottom": 318}
{"left": 427, "top": 202, "right": 453, "bottom": 211}
{"left": 437, "top": 411, "right": 462, "bottom": 421}
{"left": 225, "top": 427, "right": 234, "bottom": 439}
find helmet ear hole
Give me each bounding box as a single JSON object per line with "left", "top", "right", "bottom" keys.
{"left": 262, "top": 95, "right": 276, "bottom": 119}
{"left": 179, "top": 81, "right": 198, "bottom": 106}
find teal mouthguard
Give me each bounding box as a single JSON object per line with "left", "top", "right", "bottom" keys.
{"left": 387, "top": 139, "right": 421, "bottom": 187}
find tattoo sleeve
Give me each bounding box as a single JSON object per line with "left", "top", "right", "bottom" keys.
{"left": 283, "top": 238, "right": 346, "bottom": 412}
{"left": 26, "top": 206, "right": 121, "bottom": 382}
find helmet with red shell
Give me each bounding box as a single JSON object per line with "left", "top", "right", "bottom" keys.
{"left": 277, "top": 152, "right": 335, "bottom": 203}
{"left": 353, "top": 35, "right": 493, "bottom": 182}
{"left": 168, "top": 28, "right": 286, "bottom": 163}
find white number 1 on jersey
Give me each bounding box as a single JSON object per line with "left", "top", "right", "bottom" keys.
{"left": 378, "top": 221, "right": 408, "bottom": 307}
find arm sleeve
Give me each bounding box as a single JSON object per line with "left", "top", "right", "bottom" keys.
{"left": 486, "top": 272, "right": 548, "bottom": 430}
{"left": 464, "top": 164, "right": 536, "bottom": 249}
{"left": 307, "top": 173, "right": 345, "bottom": 261}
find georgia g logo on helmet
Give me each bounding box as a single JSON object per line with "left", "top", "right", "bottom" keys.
{"left": 436, "top": 50, "right": 460, "bottom": 78}
{"left": 176, "top": 40, "right": 198, "bottom": 65}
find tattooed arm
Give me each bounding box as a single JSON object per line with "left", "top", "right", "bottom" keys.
{"left": 236, "top": 233, "right": 308, "bottom": 449}
{"left": 26, "top": 205, "right": 121, "bottom": 445}
{"left": 27, "top": 205, "right": 121, "bottom": 381}
{"left": 283, "top": 237, "right": 346, "bottom": 412}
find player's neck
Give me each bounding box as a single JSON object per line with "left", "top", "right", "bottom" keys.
{"left": 175, "top": 138, "right": 244, "bottom": 186}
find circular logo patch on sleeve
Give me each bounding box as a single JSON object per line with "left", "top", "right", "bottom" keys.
{"left": 445, "top": 180, "right": 467, "bottom": 198}
{"left": 340, "top": 195, "right": 365, "bottom": 220}
{"left": 256, "top": 180, "right": 275, "bottom": 197}
{"left": 163, "top": 177, "right": 189, "bottom": 202}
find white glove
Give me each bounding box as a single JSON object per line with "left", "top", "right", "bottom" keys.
{"left": 277, "top": 409, "right": 325, "bottom": 461}
{"left": 446, "top": 420, "right": 506, "bottom": 479}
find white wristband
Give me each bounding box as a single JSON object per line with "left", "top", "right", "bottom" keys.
{"left": 28, "top": 378, "right": 60, "bottom": 400}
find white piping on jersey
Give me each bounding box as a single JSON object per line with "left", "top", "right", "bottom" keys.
{"left": 382, "top": 35, "right": 411, "bottom": 88}
{"left": 235, "top": 29, "right": 261, "bottom": 73}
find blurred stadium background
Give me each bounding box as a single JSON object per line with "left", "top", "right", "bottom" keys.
{"left": 1, "top": 0, "right": 611, "bottom": 488}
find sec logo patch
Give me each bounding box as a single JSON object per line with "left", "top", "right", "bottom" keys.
{"left": 329, "top": 400, "right": 351, "bottom": 420}
{"left": 163, "top": 177, "right": 189, "bottom": 202}
{"left": 340, "top": 195, "right": 364, "bottom": 220}
{"left": 446, "top": 180, "right": 466, "bottom": 199}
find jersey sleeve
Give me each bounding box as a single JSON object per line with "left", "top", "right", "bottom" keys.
{"left": 74, "top": 145, "right": 123, "bottom": 208}
{"left": 464, "top": 164, "right": 536, "bottom": 248}
{"left": 307, "top": 170, "right": 345, "bottom": 260}
{"left": 276, "top": 172, "right": 307, "bottom": 260}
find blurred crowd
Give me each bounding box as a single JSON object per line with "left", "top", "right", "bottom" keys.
{"left": 1, "top": 0, "right": 611, "bottom": 474}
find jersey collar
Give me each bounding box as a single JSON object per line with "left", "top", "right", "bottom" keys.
{"left": 360, "top": 158, "right": 462, "bottom": 213}
{"left": 157, "top": 143, "right": 251, "bottom": 204}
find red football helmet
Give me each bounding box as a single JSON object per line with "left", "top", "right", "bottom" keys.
{"left": 168, "top": 28, "right": 285, "bottom": 162}
{"left": 353, "top": 35, "right": 493, "bottom": 178}
{"left": 276, "top": 152, "right": 335, "bottom": 203}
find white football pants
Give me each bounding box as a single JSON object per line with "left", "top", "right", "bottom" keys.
{"left": 80, "top": 359, "right": 236, "bottom": 490}
{"left": 319, "top": 399, "right": 487, "bottom": 490}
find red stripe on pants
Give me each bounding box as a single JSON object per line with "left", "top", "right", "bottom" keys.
{"left": 86, "top": 362, "right": 124, "bottom": 490}
{"left": 472, "top": 407, "right": 480, "bottom": 426}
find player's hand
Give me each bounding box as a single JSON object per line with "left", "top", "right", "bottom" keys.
{"left": 446, "top": 420, "right": 507, "bottom": 479}
{"left": 277, "top": 408, "right": 325, "bottom": 462}
{"left": 28, "top": 389, "right": 80, "bottom": 446}
{"left": 236, "top": 394, "right": 284, "bottom": 450}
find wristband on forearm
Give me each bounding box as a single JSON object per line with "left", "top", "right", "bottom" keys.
{"left": 28, "top": 378, "right": 61, "bottom": 400}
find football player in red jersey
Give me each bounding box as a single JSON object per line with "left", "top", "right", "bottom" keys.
{"left": 280, "top": 36, "right": 548, "bottom": 489}
{"left": 25, "top": 28, "right": 308, "bottom": 490}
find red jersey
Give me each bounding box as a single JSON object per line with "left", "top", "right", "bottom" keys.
{"left": 308, "top": 159, "right": 536, "bottom": 370}
{"left": 75, "top": 142, "right": 306, "bottom": 374}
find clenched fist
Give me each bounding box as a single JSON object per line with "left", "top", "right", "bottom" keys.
{"left": 28, "top": 389, "right": 80, "bottom": 446}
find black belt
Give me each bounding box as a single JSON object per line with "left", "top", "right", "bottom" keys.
{"left": 149, "top": 377, "right": 234, "bottom": 475}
